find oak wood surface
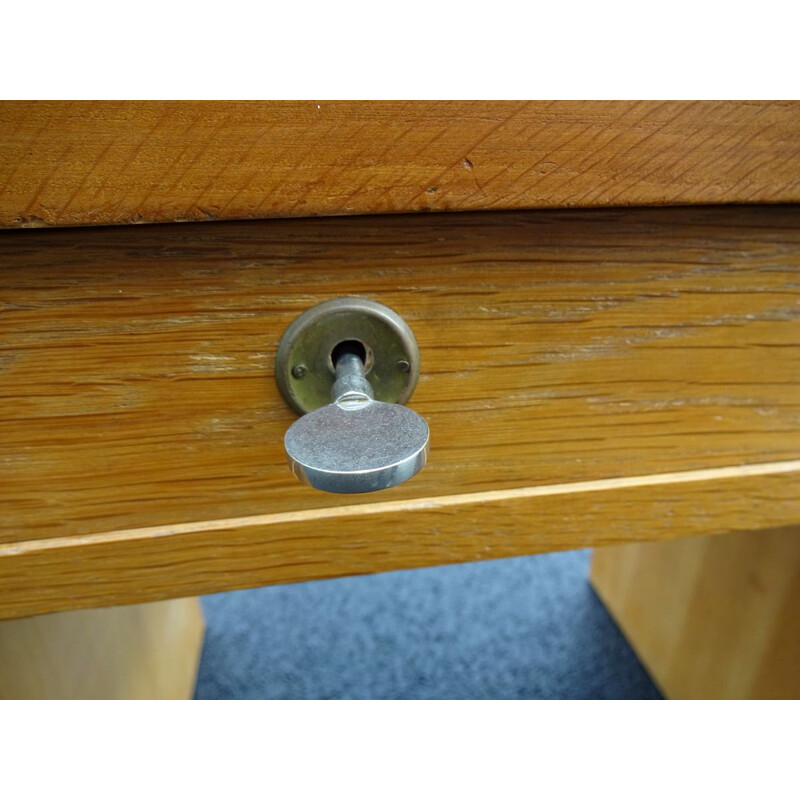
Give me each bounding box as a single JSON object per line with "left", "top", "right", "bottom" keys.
{"left": 2, "top": 205, "right": 799, "bottom": 545}
{"left": 591, "top": 527, "right": 800, "bottom": 699}
{"left": 1, "top": 101, "right": 799, "bottom": 228}
{"left": 1, "top": 205, "right": 799, "bottom": 617}
{"left": 0, "top": 464, "right": 797, "bottom": 619}
{"left": 0, "top": 597, "right": 204, "bottom": 698}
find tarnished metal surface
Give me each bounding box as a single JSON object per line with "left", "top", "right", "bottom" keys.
{"left": 275, "top": 297, "right": 420, "bottom": 415}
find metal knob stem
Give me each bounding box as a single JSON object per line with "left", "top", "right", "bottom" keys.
{"left": 331, "top": 351, "right": 374, "bottom": 404}
{"left": 284, "top": 350, "right": 429, "bottom": 494}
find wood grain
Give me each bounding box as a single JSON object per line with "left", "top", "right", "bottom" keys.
{"left": 591, "top": 527, "right": 800, "bottom": 699}
{"left": 0, "top": 597, "right": 204, "bottom": 698}
{"left": 2, "top": 206, "right": 799, "bottom": 546}
{"left": 2, "top": 205, "right": 799, "bottom": 617}
{"left": 1, "top": 101, "right": 799, "bottom": 228}
{"left": 0, "top": 463, "right": 798, "bottom": 619}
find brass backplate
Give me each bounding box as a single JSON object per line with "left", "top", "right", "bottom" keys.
{"left": 275, "top": 297, "right": 420, "bottom": 415}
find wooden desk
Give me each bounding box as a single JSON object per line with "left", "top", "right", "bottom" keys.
{"left": 1, "top": 102, "right": 799, "bottom": 698}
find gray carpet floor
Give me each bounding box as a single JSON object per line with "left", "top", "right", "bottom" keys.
{"left": 195, "top": 549, "right": 662, "bottom": 699}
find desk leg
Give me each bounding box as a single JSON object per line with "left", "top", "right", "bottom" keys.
{"left": 590, "top": 528, "right": 800, "bottom": 699}
{"left": 0, "top": 597, "right": 205, "bottom": 699}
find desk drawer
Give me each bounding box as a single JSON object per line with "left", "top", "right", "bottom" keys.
{"left": 1, "top": 205, "right": 799, "bottom": 617}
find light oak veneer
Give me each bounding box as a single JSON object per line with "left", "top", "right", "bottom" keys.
{"left": 1, "top": 204, "right": 798, "bottom": 618}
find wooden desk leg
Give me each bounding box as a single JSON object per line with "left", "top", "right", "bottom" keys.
{"left": 590, "top": 528, "right": 800, "bottom": 699}
{"left": 0, "top": 598, "right": 205, "bottom": 699}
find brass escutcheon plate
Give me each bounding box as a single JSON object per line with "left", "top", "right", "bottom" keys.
{"left": 275, "top": 297, "right": 421, "bottom": 415}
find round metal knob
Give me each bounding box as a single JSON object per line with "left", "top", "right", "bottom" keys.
{"left": 276, "top": 300, "right": 429, "bottom": 494}
{"left": 284, "top": 351, "right": 429, "bottom": 493}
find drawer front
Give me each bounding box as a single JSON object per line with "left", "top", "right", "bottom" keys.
{"left": 1, "top": 205, "right": 799, "bottom": 617}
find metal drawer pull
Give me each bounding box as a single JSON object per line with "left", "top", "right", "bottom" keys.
{"left": 275, "top": 298, "right": 429, "bottom": 493}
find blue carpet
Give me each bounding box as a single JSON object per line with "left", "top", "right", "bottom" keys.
{"left": 194, "top": 550, "right": 662, "bottom": 699}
